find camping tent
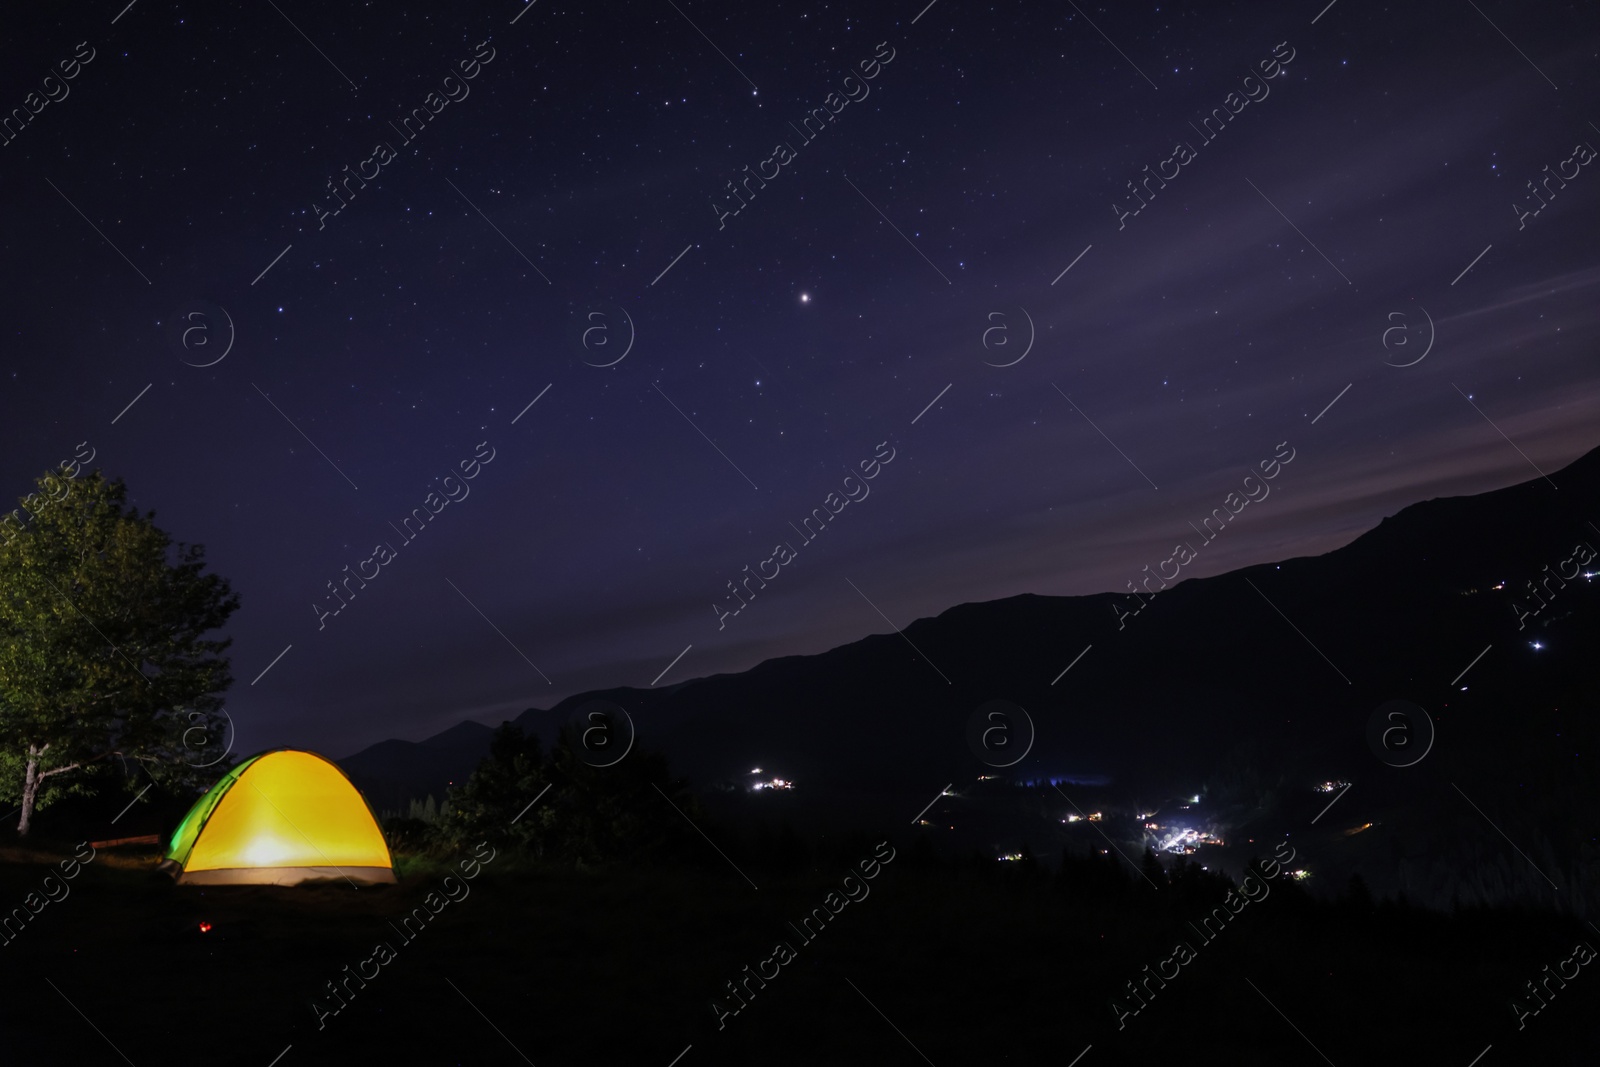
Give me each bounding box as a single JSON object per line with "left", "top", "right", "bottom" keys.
{"left": 161, "top": 749, "right": 396, "bottom": 885}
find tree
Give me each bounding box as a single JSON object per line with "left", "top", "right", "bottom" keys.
{"left": 437, "top": 721, "right": 707, "bottom": 866}
{"left": 543, "top": 721, "right": 702, "bottom": 866}
{"left": 0, "top": 470, "right": 238, "bottom": 835}
{"left": 1341, "top": 872, "right": 1375, "bottom": 911}
{"left": 406, "top": 794, "right": 443, "bottom": 823}
{"left": 436, "top": 723, "right": 550, "bottom": 854}
{"left": 1138, "top": 846, "right": 1169, "bottom": 892}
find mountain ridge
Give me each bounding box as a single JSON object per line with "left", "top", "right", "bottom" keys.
{"left": 341, "top": 442, "right": 1600, "bottom": 822}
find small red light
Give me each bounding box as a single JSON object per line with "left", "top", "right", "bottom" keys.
{"left": 199, "top": 922, "right": 212, "bottom": 933}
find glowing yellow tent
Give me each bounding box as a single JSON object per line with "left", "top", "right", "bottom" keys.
{"left": 160, "top": 749, "right": 396, "bottom": 886}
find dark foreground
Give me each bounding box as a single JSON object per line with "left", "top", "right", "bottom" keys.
{"left": 0, "top": 835, "right": 1590, "bottom": 1067}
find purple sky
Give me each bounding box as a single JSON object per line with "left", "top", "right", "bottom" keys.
{"left": 1, "top": 1, "right": 1596, "bottom": 756}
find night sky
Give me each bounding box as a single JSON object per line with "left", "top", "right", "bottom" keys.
{"left": 2, "top": 0, "right": 1597, "bottom": 757}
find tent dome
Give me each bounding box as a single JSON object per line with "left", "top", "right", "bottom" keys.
{"left": 161, "top": 749, "right": 396, "bottom": 886}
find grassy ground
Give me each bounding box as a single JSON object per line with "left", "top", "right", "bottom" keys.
{"left": 0, "top": 840, "right": 1591, "bottom": 1066}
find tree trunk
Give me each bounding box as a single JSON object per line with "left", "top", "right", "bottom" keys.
{"left": 18, "top": 746, "right": 41, "bottom": 837}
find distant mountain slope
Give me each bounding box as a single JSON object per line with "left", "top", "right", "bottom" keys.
{"left": 343, "top": 719, "right": 496, "bottom": 812}
{"left": 340, "top": 444, "right": 1600, "bottom": 831}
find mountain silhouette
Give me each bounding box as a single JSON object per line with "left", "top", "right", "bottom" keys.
{"left": 343, "top": 445, "right": 1600, "bottom": 888}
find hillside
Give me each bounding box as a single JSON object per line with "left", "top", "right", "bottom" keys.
{"left": 341, "top": 445, "right": 1600, "bottom": 912}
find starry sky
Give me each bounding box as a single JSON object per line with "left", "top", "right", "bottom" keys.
{"left": 2, "top": 0, "right": 1597, "bottom": 757}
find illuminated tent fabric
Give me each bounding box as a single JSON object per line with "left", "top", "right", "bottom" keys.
{"left": 160, "top": 749, "right": 396, "bottom": 885}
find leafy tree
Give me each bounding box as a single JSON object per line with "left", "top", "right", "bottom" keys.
{"left": 544, "top": 721, "right": 702, "bottom": 865}
{"left": 437, "top": 721, "right": 706, "bottom": 866}
{"left": 0, "top": 470, "right": 238, "bottom": 835}
{"left": 436, "top": 723, "right": 551, "bottom": 854}
{"left": 407, "top": 794, "right": 443, "bottom": 823}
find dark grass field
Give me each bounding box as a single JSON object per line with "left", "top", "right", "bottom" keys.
{"left": 0, "top": 836, "right": 1591, "bottom": 1066}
